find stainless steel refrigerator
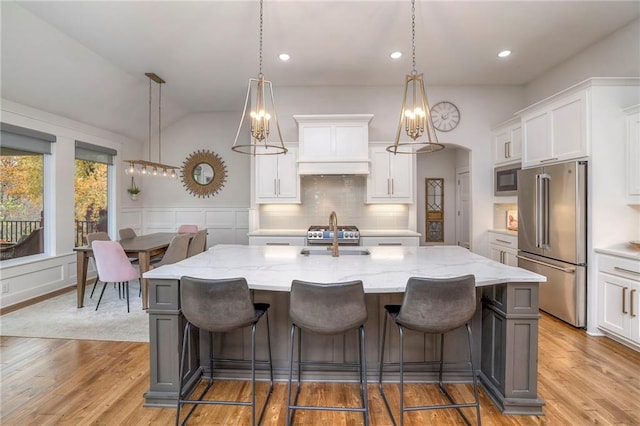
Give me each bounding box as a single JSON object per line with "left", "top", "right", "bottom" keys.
{"left": 517, "top": 160, "right": 587, "bottom": 327}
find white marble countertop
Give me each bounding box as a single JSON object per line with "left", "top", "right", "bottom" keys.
{"left": 247, "top": 229, "right": 421, "bottom": 237}
{"left": 489, "top": 228, "right": 518, "bottom": 237}
{"left": 595, "top": 243, "right": 640, "bottom": 261}
{"left": 144, "top": 244, "right": 545, "bottom": 293}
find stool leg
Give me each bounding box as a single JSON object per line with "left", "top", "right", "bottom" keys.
{"left": 378, "top": 311, "right": 397, "bottom": 426}
{"left": 399, "top": 324, "right": 405, "bottom": 426}
{"left": 251, "top": 322, "right": 257, "bottom": 426}
{"left": 466, "top": 323, "right": 482, "bottom": 426}
{"left": 176, "top": 321, "right": 190, "bottom": 426}
{"left": 359, "top": 325, "right": 369, "bottom": 425}
{"left": 256, "top": 310, "right": 274, "bottom": 425}
{"left": 286, "top": 323, "right": 296, "bottom": 426}
{"left": 438, "top": 332, "right": 445, "bottom": 391}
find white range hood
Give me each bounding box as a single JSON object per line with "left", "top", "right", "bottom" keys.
{"left": 294, "top": 114, "right": 373, "bottom": 175}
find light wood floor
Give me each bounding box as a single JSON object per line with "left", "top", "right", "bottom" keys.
{"left": 1, "top": 313, "right": 639, "bottom": 425}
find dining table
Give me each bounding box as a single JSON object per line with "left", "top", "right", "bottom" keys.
{"left": 74, "top": 232, "right": 179, "bottom": 310}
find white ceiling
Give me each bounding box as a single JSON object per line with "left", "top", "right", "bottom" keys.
{"left": 2, "top": 1, "right": 639, "bottom": 141}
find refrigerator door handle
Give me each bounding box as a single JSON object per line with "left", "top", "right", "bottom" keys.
{"left": 540, "top": 173, "right": 551, "bottom": 249}
{"left": 516, "top": 255, "right": 576, "bottom": 273}
{"left": 535, "top": 174, "right": 541, "bottom": 248}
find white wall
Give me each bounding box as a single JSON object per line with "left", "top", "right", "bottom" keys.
{"left": 525, "top": 19, "right": 640, "bottom": 104}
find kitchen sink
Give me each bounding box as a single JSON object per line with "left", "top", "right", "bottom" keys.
{"left": 300, "top": 248, "right": 370, "bottom": 256}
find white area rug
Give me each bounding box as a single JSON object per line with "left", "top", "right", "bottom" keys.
{"left": 0, "top": 281, "right": 149, "bottom": 342}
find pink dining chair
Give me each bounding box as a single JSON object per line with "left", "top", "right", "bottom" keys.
{"left": 91, "top": 240, "right": 140, "bottom": 312}
{"left": 86, "top": 231, "right": 110, "bottom": 299}
{"left": 177, "top": 224, "right": 198, "bottom": 234}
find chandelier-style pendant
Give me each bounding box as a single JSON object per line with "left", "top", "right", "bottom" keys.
{"left": 232, "top": 0, "right": 287, "bottom": 156}
{"left": 386, "top": 0, "right": 444, "bottom": 155}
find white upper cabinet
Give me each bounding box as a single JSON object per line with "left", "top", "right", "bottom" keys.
{"left": 255, "top": 145, "right": 300, "bottom": 204}
{"left": 625, "top": 105, "right": 640, "bottom": 204}
{"left": 520, "top": 90, "right": 589, "bottom": 169}
{"left": 367, "top": 145, "right": 413, "bottom": 203}
{"left": 293, "top": 114, "right": 373, "bottom": 175}
{"left": 492, "top": 118, "right": 522, "bottom": 165}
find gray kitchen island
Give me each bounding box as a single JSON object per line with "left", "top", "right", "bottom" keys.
{"left": 143, "top": 244, "right": 546, "bottom": 415}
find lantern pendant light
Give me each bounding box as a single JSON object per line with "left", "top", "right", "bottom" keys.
{"left": 232, "top": 0, "right": 287, "bottom": 156}
{"left": 386, "top": 0, "right": 444, "bottom": 155}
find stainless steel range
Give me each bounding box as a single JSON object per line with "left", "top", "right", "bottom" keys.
{"left": 307, "top": 225, "right": 360, "bottom": 246}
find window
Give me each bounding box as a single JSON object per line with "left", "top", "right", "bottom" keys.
{"left": 0, "top": 123, "right": 55, "bottom": 261}
{"left": 74, "top": 141, "right": 115, "bottom": 247}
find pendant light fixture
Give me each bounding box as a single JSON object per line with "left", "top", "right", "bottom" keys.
{"left": 386, "top": 0, "right": 444, "bottom": 155}
{"left": 125, "top": 72, "right": 179, "bottom": 178}
{"left": 232, "top": 0, "right": 287, "bottom": 156}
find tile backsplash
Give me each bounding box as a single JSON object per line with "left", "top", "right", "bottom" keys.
{"left": 259, "top": 175, "right": 410, "bottom": 229}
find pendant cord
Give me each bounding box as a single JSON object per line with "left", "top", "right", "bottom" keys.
{"left": 158, "top": 80, "right": 162, "bottom": 164}
{"left": 411, "top": 0, "right": 416, "bottom": 74}
{"left": 258, "top": 0, "right": 263, "bottom": 77}
{"left": 148, "top": 77, "right": 152, "bottom": 162}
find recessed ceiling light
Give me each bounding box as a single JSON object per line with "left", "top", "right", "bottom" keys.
{"left": 390, "top": 51, "right": 402, "bottom": 59}
{"left": 279, "top": 53, "right": 291, "bottom": 61}
{"left": 498, "top": 50, "right": 512, "bottom": 58}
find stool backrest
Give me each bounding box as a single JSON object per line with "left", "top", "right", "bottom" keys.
{"left": 187, "top": 229, "right": 207, "bottom": 257}
{"left": 397, "top": 275, "right": 476, "bottom": 333}
{"left": 119, "top": 228, "right": 136, "bottom": 239}
{"left": 180, "top": 276, "right": 257, "bottom": 332}
{"left": 290, "top": 280, "right": 367, "bottom": 335}
{"left": 91, "top": 240, "right": 139, "bottom": 283}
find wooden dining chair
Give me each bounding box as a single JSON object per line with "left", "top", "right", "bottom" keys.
{"left": 150, "top": 234, "right": 190, "bottom": 268}
{"left": 187, "top": 229, "right": 207, "bottom": 257}
{"left": 119, "top": 228, "right": 136, "bottom": 239}
{"left": 91, "top": 240, "right": 140, "bottom": 312}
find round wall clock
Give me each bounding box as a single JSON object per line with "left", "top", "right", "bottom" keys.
{"left": 430, "top": 101, "right": 460, "bottom": 132}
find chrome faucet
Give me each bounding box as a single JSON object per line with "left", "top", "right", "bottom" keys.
{"left": 329, "top": 211, "right": 339, "bottom": 257}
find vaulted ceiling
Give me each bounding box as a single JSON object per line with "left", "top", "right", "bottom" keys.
{"left": 2, "top": 1, "right": 638, "bottom": 141}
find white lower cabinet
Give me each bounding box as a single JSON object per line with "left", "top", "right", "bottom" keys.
{"left": 360, "top": 236, "right": 419, "bottom": 247}
{"left": 248, "top": 236, "right": 306, "bottom": 246}
{"left": 488, "top": 231, "right": 518, "bottom": 267}
{"left": 598, "top": 254, "right": 640, "bottom": 348}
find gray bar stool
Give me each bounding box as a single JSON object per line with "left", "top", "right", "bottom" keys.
{"left": 378, "top": 275, "right": 481, "bottom": 426}
{"left": 176, "top": 276, "right": 274, "bottom": 426}
{"left": 287, "top": 279, "right": 369, "bottom": 425}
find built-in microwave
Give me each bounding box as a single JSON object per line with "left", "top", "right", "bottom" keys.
{"left": 494, "top": 163, "right": 520, "bottom": 196}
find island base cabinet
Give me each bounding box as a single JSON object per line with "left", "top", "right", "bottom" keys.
{"left": 144, "top": 279, "right": 544, "bottom": 415}
{"left": 144, "top": 279, "right": 200, "bottom": 407}
{"left": 480, "top": 283, "right": 544, "bottom": 415}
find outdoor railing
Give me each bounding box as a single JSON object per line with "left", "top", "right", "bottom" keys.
{"left": 0, "top": 220, "right": 99, "bottom": 247}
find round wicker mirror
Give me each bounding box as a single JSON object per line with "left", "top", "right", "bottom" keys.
{"left": 181, "top": 150, "right": 227, "bottom": 198}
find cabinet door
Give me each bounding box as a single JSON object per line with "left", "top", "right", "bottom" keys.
{"left": 627, "top": 111, "right": 640, "bottom": 201}
{"left": 550, "top": 92, "right": 587, "bottom": 162}
{"left": 503, "top": 248, "right": 518, "bottom": 267}
{"left": 275, "top": 146, "right": 299, "bottom": 200}
{"left": 509, "top": 125, "right": 522, "bottom": 161}
{"left": 490, "top": 245, "right": 503, "bottom": 263}
{"left": 494, "top": 129, "right": 510, "bottom": 164}
{"left": 598, "top": 272, "right": 630, "bottom": 337}
{"left": 299, "top": 125, "right": 332, "bottom": 160}
{"left": 368, "top": 148, "right": 392, "bottom": 199}
{"left": 522, "top": 111, "right": 550, "bottom": 167}
{"left": 388, "top": 152, "right": 412, "bottom": 200}
{"left": 255, "top": 155, "right": 279, "bottom": 200}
